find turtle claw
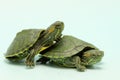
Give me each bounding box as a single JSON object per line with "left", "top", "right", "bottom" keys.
{"left": 25, "top": 60, "right": 35, "bottom": 68}
{"left": 77, "top": 66, "right": 86, "bottom": 72}
{"left": 25, "top": 56, "right": 35, "bottom": 68}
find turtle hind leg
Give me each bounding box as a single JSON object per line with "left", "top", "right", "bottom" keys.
{"left": 37, "top": 56, "right": 50, "bottom": 64}
{"left": 72, "top": 56, "right": 86, "bottom": 72}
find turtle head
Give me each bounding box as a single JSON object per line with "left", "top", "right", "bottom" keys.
{"left": 82, "top": 50, "right": 104, "bottom": 66}
{"left": 46, "top": 21, "right": 64, "bottom": 40}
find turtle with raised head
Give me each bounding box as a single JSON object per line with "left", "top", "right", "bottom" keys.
{"left": 5, "top": 21, "right": 64, "bottom": 67}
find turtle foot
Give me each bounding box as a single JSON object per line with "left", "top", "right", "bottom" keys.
{"left": 25, "top": 59, "right": 35, "bottom": 68}
{"left": 76, "top": 65, "right": 86, "bottom": 72}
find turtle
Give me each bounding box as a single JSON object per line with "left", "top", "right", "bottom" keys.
{"left": 5, "top": 21, "right": 64, "bottom": 67}
{"left": 38, "top": 35, "right": 104, "bottom": 71}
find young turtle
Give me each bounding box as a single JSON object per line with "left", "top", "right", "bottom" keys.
{"left": 5, "top": 21, "right": 64, "bottom": 67}
{"left": 38, "top": 35, "right": 104, "bottom": 71}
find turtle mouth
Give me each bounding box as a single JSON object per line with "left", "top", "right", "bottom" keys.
{"left": 87, "top": 57, "right": 102, "bottom": 65}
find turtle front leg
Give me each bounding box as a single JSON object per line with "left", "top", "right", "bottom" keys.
{"left": 64, "top": 56, "right": 86, "bottom": 71}
{"left": 25, "top": 49, "right": 35, "bottom": 67}
{"left": 72, "top": 56, "right": 86, "bottom": 72}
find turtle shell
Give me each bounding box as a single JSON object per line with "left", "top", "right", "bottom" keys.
{"left": 5, "top": 29, "right": 45, "bottom": 57}
{"left": 42, "top": 35, "right": 98, "bottom": 58}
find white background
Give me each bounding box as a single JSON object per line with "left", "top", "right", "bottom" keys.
{"left": 0, "top": 0, "right": 120, "bottom": 80}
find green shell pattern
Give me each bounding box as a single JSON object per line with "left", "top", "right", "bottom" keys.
{"left": 5, "top": 29, "right": 45, "bottom": 57}
{"left": 42, "top": 35, "right": 98, "bottom": 58}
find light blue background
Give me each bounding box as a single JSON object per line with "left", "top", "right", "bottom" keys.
{"left": 0, "top": 0, "right": 120, "bottom": 80}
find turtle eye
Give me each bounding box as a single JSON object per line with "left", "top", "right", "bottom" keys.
{"left": 55, "top": 24, "right": 61, "bottom": 29}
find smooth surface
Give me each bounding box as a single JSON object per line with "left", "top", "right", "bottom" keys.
{"left": 0, "top": 0, "right": 120, "bottom": 80}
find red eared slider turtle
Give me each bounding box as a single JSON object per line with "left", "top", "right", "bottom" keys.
{"left": 38, "top": 35, "right": 104, "bottom": 71}
{"left": 5, "top": 21, "right": 64, "bottom": 67}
